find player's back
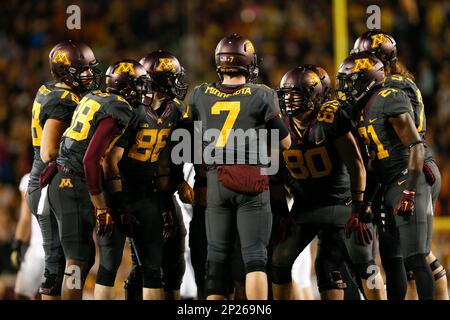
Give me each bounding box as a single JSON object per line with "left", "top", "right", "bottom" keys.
{"left": 189, "top": 82, "right": 280, "bottom": 165}
{"left": 57, "top": 90, "right": 133, "bottom": 176}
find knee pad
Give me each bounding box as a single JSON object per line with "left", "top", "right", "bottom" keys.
{"left": 405, "top": 254, "right": 428, "bottom": 271}
{"left": 353, "top": 261, "right": 377, "bottom": 280}
{"left": 141, "top": 265, "right": 163, "bottom": 289}
{"left": 39, "top": 269, "right": 63, "bottom": 296}
{"left": 245, "top": 260, "right": 266, "bottom": 274}
{"left": 241, "top": 246, "right": 267, "bottom": 270}
{"left": 124, "top": 268, "right": 143, "bottom": 300}
{"left": 206, "top": 261, "right": 230, "bottom": 297}
{"left": 317, "top": 271, "right": 347, "bottom": 292}
{"left": 430, "top": 259, "right": 447, "bottom": 281}
{"left": 96, "top": 265, "right": 118, "bottom": 287}
{"left": 270, "top": 265, "right": 292, "bottom": 285}
{"left": 163, "top": 257, "right": 186, "bottom": 291}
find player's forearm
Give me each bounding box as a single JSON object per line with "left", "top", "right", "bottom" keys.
{"left": 406, "top": 143, "right": 424, "bottom": 191}
{"left": 15, "top": 196, "right": 32, "bottom": 243}
{"left": 90, "top": 192, "right": 107, "bottom": 209}
{"left": 349, "top": 157, "right": 366, "bottom": 202}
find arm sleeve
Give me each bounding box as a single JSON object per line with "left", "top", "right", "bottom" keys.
{"left": 265, "top": 115, "right": 289, "bottom": 140}
{"left": 83, "top": 117, "right": 122, "bottom": 195}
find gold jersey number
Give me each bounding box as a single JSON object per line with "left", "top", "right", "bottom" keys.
{"left": 65, "top": 98, "right": 102, "bottom": 141}
{"left": 128, "top": 128, "right": 171, "bottom": 163}
{"left": 283, "top": 147, "right": 332, "bottom": 179}
{"left": 358, "top": 125, "right": 389, "bottom": 160}
{"left": 31, "top": 101, "right": 43, "bottom": 147}
{"left": 211, "top": 101, "right": 240, "bottom": 147}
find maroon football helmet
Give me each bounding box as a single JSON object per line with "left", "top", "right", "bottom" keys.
{"left": 140, "top": 50, "right": 188, "bottom": 100}
{"left": 303, "top": 64, "right": 332, "bottom": 103}
{"left": 105, "top": 59, "right": 152, "bottom": 107}
{"left": 336, "top": 52, "right": 385, "bottom": 105}
{"left": 351, "top": 30, "right": 397, "bottom": 65}
{"left": 49, "top": 40, "right": 101, "bottom": 94}
{"left": 215, "top": 34, "right": 259, "bottom": 83}
{"left": 277, "top": 67, "right": 323, "bottom": 117}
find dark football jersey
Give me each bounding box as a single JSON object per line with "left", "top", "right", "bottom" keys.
{"left": 283, "top": 100, "right": 352, "bottom": 208}
{"left": 384, "top": 74, "right": 433, "bottom": 161}
{"left": 28, "top": 81, "right": 79, "bottom": 191}
{"left": 356, "top": 88, "right": 414, "bottom": 184}
{"left": 57, "top": 90, "right": 134, "bottom": 175}
{"left": 188, "top": 83, "right": 280, "bottom": 165}
{"left": 116, "top": 99, "right": 187, "bottom": 184}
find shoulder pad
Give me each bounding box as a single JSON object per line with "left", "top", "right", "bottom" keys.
{"left": 317, "top": 100, "right": 340, "bottom": 124}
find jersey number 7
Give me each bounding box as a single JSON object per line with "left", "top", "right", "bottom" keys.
{"left": 211, "top": 101, "right": 240, "bottom": 147}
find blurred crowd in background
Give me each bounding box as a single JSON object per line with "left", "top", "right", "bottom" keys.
{"left": 0, "top": 0, "right": 449, "bottom": 295}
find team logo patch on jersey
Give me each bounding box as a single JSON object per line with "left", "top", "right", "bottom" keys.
{"left": 52, "top": 50, "right": 71, "bottom": 65}
{"left": 371, "top": 34, "right": 390, "bottom": 48}
{"left": 156, "top": 58, "right": 176, "bottom": 72}
{"left": 115, "top": 62, "right": 136, "bottom": 75}
{"left": 59, "top": 178, "right": 74, "bottom": 188}
{"left": 353, "top": 58, "right": 374, "bottom": 72}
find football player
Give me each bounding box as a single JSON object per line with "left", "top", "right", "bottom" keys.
{"left": 94, "top": 51, "right": 191, "bottom": 300}
{"left": 271, "top": 66, "right": 385, "bottom": 300}
{"left": 188, "top": 34, "right": 291, "bottom": 300}
{"left": 352, "top": 30, "right": 447, "bottom": 300}
{"left": 47, "top": 59, "right": 148, "bottom": 299}
{"left": 25, "top": 40, "right": 100, "bottom": 300}
{"left": 337, "top": 52, "right": 435, "bottom": 300}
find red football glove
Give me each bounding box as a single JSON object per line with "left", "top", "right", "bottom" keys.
{"left": 423, "top": 162, "right": 436, "bottom": 186}
{"left": 345, "top": 201, "right": 373, "bottom": 246}
{"left": 96, "top": 207, "right": 114, "bottom": 237}
{"left": 345, "top": 213, "right": 373, "bottom": 246}
{"left": 395, "top": 190, "right": 415, "bottom": 218}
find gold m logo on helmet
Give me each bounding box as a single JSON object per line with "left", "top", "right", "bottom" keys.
{"left": 156, "top": 58, "right": 176, "bottom": 72}
{"left": 353, "top": 58, "right": 374, "bottom": 72}
{"left": 115, "top": 62, "right": 136, "bottom": 75}
{"left": 244, "top": 40, "right": 255, "bottom": 53}
{"left": 52, "top": 50, "right": 71, "bottom": 65}
{"left": 59, "top": 178, "right": 74, "bottom": 188}
{"left": 371, "top": 34, "right": 389, "bottom": 48}
{"left": 309, "top": 72, "right": 320, "bottom": 86}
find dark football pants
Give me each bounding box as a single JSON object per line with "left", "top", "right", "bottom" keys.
{"left": 271, "top": 203, "right": 375, "bottom": 291}
{"left": 205, "top": 169, "right": 272, "bottom": 273}
{"left": 162, "top": 198, "right": 187, "bottom": 291}
{"left": 189, "top": 203, "right": 208, "bottom": 297}
{"left": 96, "top": 227, "right": 125, "bottom": 286}
{"left": 26, "top": 187, "right": 65, "bottom": 295}
{"left": 47, "top": 171, "right": 96, "bottom": 272}
{"left": 383, "top": 173, "right": 433, "bottom": 258}
{"left": 127, "top": 190, "right": 165, "bottom": 289}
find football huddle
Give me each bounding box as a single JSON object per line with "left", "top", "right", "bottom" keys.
{"left": 10, "top": 29, "right": 448, "bottom": 301}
